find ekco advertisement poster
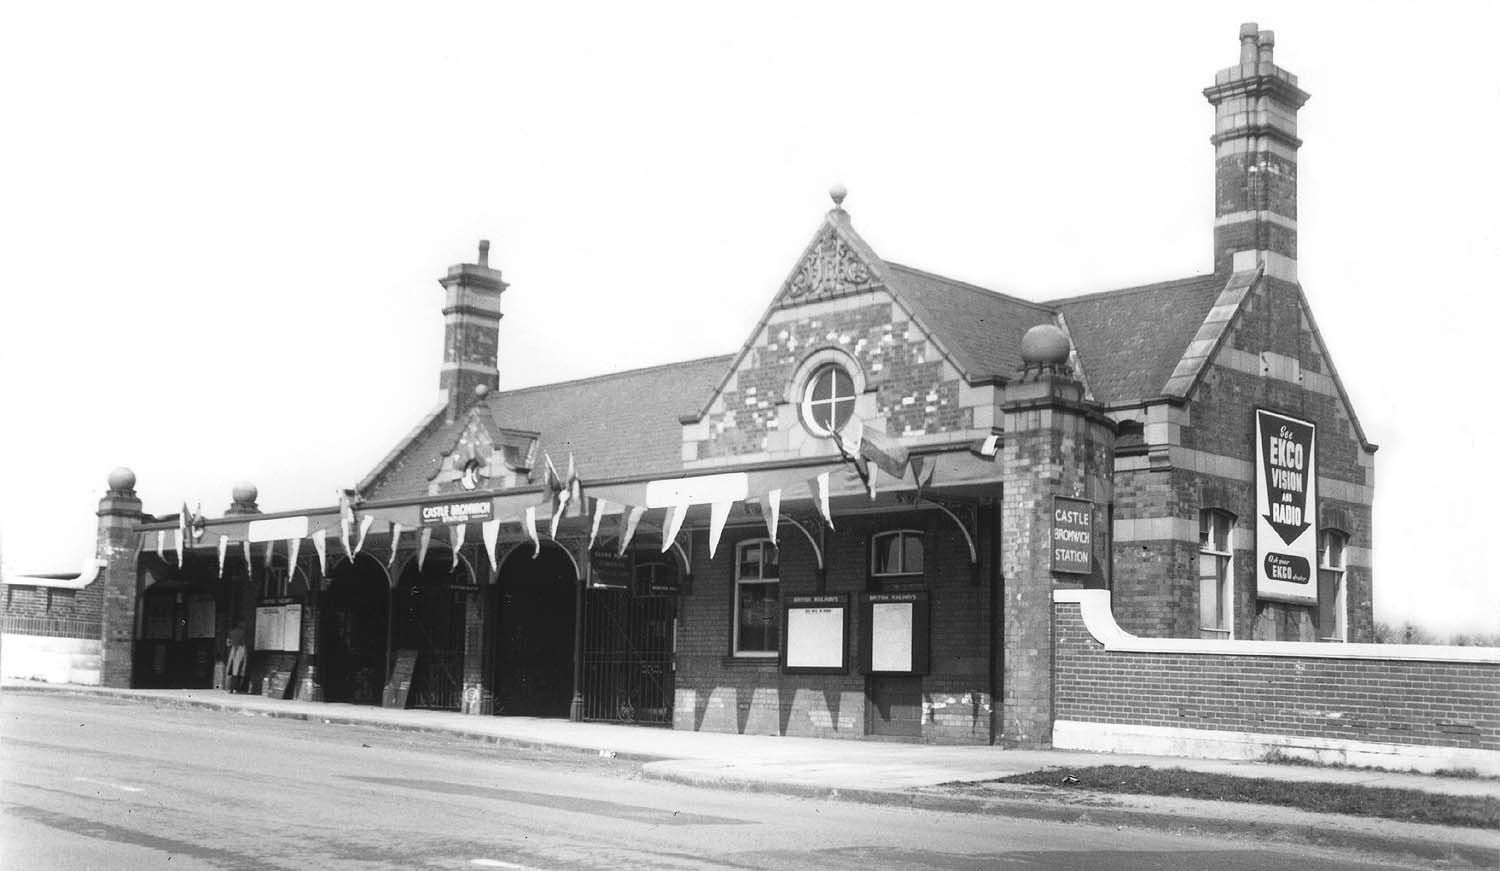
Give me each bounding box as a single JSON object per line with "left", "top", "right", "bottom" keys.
{"left": 1255, "top": 409, "right": 1318, "bottom": 604}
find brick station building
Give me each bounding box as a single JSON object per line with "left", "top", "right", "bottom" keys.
{"left": 82, "top": 24, "right": 1378, "bottom": 746}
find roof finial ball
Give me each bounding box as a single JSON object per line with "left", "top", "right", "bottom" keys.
{"left": 107, "top": 466, "right": 136, "bottom": 493}
{"left": 1019, "top": 324, "right": 1073, "bottom": 379}
{"left": 232, "top": 481, "right": 258, "bottom": 505}
{"left": 474, "top": 382, "right": 490, "bottom": 399}
{"left": 829, "top": 183, "right": 848, "bottom": 209}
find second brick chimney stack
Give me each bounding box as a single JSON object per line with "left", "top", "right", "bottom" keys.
{"left": 438, "top": 240, "right": 508, "bottom": 421}
{"left": 1203, "top": 23, "right": 1310, "bottom": 280}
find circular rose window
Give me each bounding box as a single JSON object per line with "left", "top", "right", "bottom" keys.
{"left": 801, "top": 363, "right": 856, "bottom": 435}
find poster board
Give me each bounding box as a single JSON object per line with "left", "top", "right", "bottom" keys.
{"left": 859, "top": 592, "right": 930, "bottom": 675}
{"left": 383, "top": 649, "right": 419, "bottom": 709}
{"left": 254, "top": 605, "right": 283, "bottom": 651}
{"left": 1255, "top": 409, "right": 1318, "bottom": 604}
{"left": 253, "top": 603, "right": 303, "bottom": 652}
{"left": 781, "top": 594, "right": 849, "bottom": 674}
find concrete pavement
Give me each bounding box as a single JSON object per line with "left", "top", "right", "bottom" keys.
{"left": 5, "top": 681, "right": 1497, "bottom": 867}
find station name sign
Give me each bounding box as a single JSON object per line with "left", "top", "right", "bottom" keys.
{"left": 1052, "top": 497, "right": 1094, "bottom": 575}
{"left": 419, "top": 498, "right": 493, "bottom": 527}
{"left": 1255, "top": 409, "right": 1318, "bottom": 604}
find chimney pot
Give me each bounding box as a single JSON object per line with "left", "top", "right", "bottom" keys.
{"left": 1258, "top": 30, "right": 1275, "bottom": 65}
{"left": 1239, "top": 23, "right": 1260, "bottom": 64}
{"left": 478, "top": 239, "right": 490, "bottom": 268}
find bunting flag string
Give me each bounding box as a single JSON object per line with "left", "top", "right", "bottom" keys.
{"left": 587, "top": 498, "right": 607, "bottom": 553}
{"left": 618, "top": 506, "right": 645, "bottom": 556}
{"left": 450, "top": 523, "right": 467, "bottom": 573}
{"left": 523, "top": 506, "right": 540, "bottom": 558}
{"left": 311, "top": 529, "right": 329, "bottom": 575}
{"left": 810, "top": 472, "right": 834, "bottom": 529}
{"left": 708, "top": 500, "right": 733, "bottom": 559}
{"left": 388, "top": 522, "right": 404, "bottom": 568}
{"left": 287, "top": 537, "right": 302, "bottom": 578}
{"left": 416, "top": 527, "right": 432, "bottom": 571}
{"left": 481, "top": 518, "right": 501, "bottom": 577}
{"left": 354, "top": 515, "right": 373, "bottom": 559}
{"left": 217, "top": 535, "right": 228, "bottom": 579}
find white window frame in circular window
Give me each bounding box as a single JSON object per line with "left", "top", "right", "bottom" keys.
{"left": 790, "top": 348, "right": 866, "bottom": 439}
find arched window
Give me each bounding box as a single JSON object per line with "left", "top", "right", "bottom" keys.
{"left": 1198, "top": 509, "right": 1234, "bottom": 638}
{"left": 1318, "top": 529, "right": 1349, "bottom": 642}
{"left": 800, "top": 363, "right": 857, "bottom": 435}
{"left": 733, "top": 540, "right": 780, "bottom": 656}
{"left": 871, "top": 530, "right": 925, "bottom": 577}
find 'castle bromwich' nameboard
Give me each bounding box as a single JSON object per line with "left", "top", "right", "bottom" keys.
{"left": 1255, "top": 409, "right": 1318, "bottom": 604}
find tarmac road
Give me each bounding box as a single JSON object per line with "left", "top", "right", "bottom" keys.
{"left": 0, "top": 693, "right": 1445, "bottom": 870}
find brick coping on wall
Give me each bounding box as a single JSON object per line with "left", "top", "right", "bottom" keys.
{"left": 1054, "top": 589, "right": 1500, "bottom": 663}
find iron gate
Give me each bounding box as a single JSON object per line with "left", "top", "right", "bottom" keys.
{"left": 580, "top": 588, "right": 676, "bottom": 725}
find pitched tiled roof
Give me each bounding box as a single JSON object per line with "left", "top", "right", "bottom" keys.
{"left": 885, "top": 263, "right": 1058, "bottom": 381}
{"left": 1047, "top": 274, "right": 1227, "bottom": 406}
{"left": 361, "top": 356, "right": 731, "bottom": 501}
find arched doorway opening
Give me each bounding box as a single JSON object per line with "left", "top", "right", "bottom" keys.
{"left": 579, "top": 545, "right": 679, "bottom": 725}
{"left": 490, "top": 543, "right": 577, "bottom": 717}
{"left": 394, "top": 549, "right": 473, "bottom": 711}
{"left": 133, "top": 554, "right": 218, "bottom": 689}
{"left": 319, "top": 554, "right": 390, "bottom": 705}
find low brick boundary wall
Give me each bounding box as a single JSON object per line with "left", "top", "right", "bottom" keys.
{"left": 1052, "top": 590, "right": 1500, "bottom": 774}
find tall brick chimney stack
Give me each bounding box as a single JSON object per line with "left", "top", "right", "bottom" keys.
{"left": 1204, "top": 23, "right": 1310, "bottom": 279}
{"left": 438, "top": 239, "right": 508, "bottom": 421}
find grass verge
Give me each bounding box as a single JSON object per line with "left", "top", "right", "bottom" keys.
{"left": 992, "top": 765, "right": 1499, "bottom": 830}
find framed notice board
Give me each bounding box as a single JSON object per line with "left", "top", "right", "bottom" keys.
{"left": 781, "top": 594, "right": 850, "bottom": 674}
{"left": 859, "top": 592, "right": 930, "bottom": 675}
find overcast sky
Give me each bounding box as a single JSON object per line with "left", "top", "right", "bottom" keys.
{"left": 2, "top": 2, "right": 1496, "bottom": 637}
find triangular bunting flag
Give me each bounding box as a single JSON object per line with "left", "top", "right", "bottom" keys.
{"left": 450, "top": 523, "right": 467, "bottom": 572}
{"left": 353, "top": 514, "right": 374, "bottom": 558}
{"left": 708, "top": 500, "right": 733, "bottom": 560}
{"left": 618, "top": 505, "right": 645, "bottom": 556}
{"left": 759, "top": 490, "right": 781, "bottom": 544}
{"left": 810, "top": 472, "right": 834, "bottom": 529}
{"left": 338, "top": 491, "right": 355, "bottom": 561}
{"left": 860, "top": 425, "right": 910, "bottom": 479}
{"left": 179, "top": 503, "right": 191, "bottom": 562}
{"left": 173, "top": 529, "right": 185, "bottom": 567}
{"left": 217, "top": 535, "right": 228, "bottom": 579}
{"left": 911, "top": 455, "right": 936, "bottom": 502}
{"left": 388, "top": 522, "right": 404, "bottom": 569}
{"left": 587, "top": 498, "right": 607, "bottom": 552}
{"left": 550, "top": 492, "right": 568, "bottom": 540}
{"left": 661, "top": 502, "right": 688, "bottom": 554}
{"left": 156, "top": 530, "right": 165, "bottom": 562}
{"left": 417, "top": 527, "right": 432, "bottom": 571}
{"left": 482, "top": 518, "right": 501, "bottom": 578}
{"left": 242, "top": 540, "right": 252, "bottom": 574}
{"left": 868, "top": 463, "right": 879, "bottom": 500}
{"left": 287, "top": 537, "right": 301, "bottom": 579}
{"left": 524, "top": 506, "right": 541, "bottom": 558}
{"left": 311, "top": 529, "right": 329, "bottom": 575}
{"left": 264, "top": 540, "right": 276, "bottom": 581}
